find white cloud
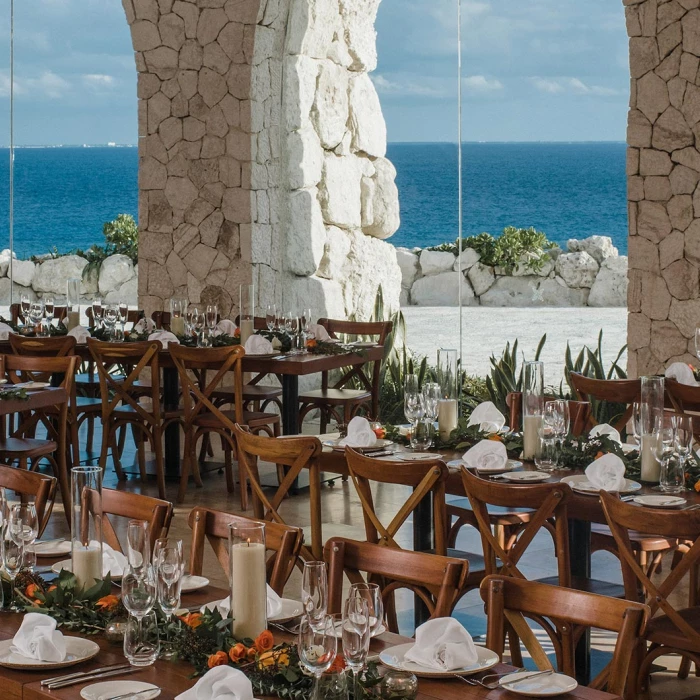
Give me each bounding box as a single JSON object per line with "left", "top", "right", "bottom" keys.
{"left": 530, "top": 76, "right": 621, "bottom": 97}
{"left": 531, "top": 78, "right": 564, "bottom": 94}
{"left": 462, "top": 75, "right": 503, "bottom": 92}
{"left": 372, "top": 74, "right": 445, "bottom": 97}
{"left": 83, "top": 74, "right": 116, "bottom": 91}
{"left": 0, "top": 70, "right": 70, "bottom": 99}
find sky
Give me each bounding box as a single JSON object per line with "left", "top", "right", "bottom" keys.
{"left": 0, "top": 0, "right": 629, "bottom": 145}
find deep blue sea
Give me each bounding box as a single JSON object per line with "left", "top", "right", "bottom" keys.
{"left": 0, "top": 142, "right": 628, "bottom": 258}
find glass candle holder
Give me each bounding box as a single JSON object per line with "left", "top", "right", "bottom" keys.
{"left": 71, "top": 466, "right": 102, "bottom": 590}
{"left": 382, "top": 670, "right": 418, "bottom": 699}
{"left": 240, "top": 283, "right": 255, "bottom": 347}
{"left": 66, "top": 277, "right": 81, "bottom": 330}
{"left": 229, "top": 521, "right": 267, "bottom": 640}
{"left": 640, "top": 375, "right": 664, "bottom": 483}
{"left": 437, "top": 348, "right": 458, "bottom": 440}
{"left": 522, "top": 360, "right": 544, "bottom": 460}
{"left": 170, "top": 297, "right": 185, "bottom": 336}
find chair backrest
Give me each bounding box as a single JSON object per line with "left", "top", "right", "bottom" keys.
{"left": 600, "top": 490, "right": 700, "bottom": 652}
{"left": 151, "top": 310, "right": 171, "bottom": 331}
{"left": 9, "top": 303, "right": 67, "bottom": 324}
{"left": 318, "top": 318, "right": 392, "bottom": 420}
{"left": 86, "top": 338, "right": 163, "bottom": 425}
{"left": 187, "top": 507, "right": 303, "bottom": 595}
{"left": 232, "top": 424, "right": 322, "bottom": 559}
{"left": 0, "top": 464, "right": 57, "bottom": 537}
{"left": 9, "top": 334, "right": 77, "bottom": 358}
{"left": 480, "top": 575, "right": 648, "bottom": 697}
{"left": 325, "top": 537, "right": 469, "bottom": 633}
{"left": 234, "top": 315, "right": 270, "bottom": 331}
{"left": 666, "top": 378, "right": 700, "bottom": 415}
{"left": 346, "top": 447, "right": 448, "bottom": 554}
{"left": 569, "top": 373, "right": 641, "bottom": 432}
{"left": 100, "top": 487, "right": 173, "bottom": 553}
{"left": 462, "top": 466, "right": 572, "bottom": 585}
{"left": 169, "top": 344, "right": 245, "bottom": 426}
{"left": 506, "top": 392, "right": 591, "bottom": 438}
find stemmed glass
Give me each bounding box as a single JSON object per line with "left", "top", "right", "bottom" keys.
{"left": 29, "top": 301, "right": 44, "bottom": 334}
{"left": 122, "top": 565, "right": 157, "bottom": 664}
{"left": 206, "top": 304, "right": 218, "bottom": 332}
{"left": 103, "top": 304, "right": 118, "bottom": 340}
{"left": 301, "top": 561, "right": 327, "bottom": 631}
{"left": 673, "top": 414, "right": 693, "bottom": 475}
{"left": 20, "top": 294, "right": 31, "bottom": 325}
{"left": 194, "top": 309, "right": 208, "bottom": 347}
{"left": 421, "top": 382, "right": 441, "bottom": 447}
{"left": 695, "top": 325, "right": 700, "bottom": 364}
{"left": 9, "top": 503, "right": 38, "bottom": 571}
{"left": 404, "top": 375, "right": 424, "bottom": 448}
{"left": 153, "top": 538, "right": 184, "bottom": 660}
{"left": 342, "top": 596, "right": 371, "bottom": 700}
{"left": 186, "top": 306, "right": 199, "bottom": 338}
{"left": 298, "top": 616, "right": 337, "bottom": 700}
{"left": 126, "top": 520, "right": 151, "bottom": 578}
{"left": 288, "top": 314, "right": 302, "bottom": 354}
{"left": 349, "top": 582, "right": 384, "bottom": 637}
{"left": 2, "top": 532, "right": 23, "bottom": 611}
{"left": 44, "top": 297, "right": 55, "bottom": 325}
{"left": 632, "top": 402, "right": 643, "bottom": 449}
{"left": 118, "top": 301, "right": 128, "bottom": 334}
{"left": 92, "top": 297, "right": 104, "bottom": 330}
{"left": 265, "top": 304, "right": 276, "bottom": 332}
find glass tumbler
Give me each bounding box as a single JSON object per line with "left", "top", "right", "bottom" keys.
{"left": 124, "top": 611, "right": 160, "bottom": 667}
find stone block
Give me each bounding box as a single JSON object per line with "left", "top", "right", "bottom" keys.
{"left": 627, "top": 109, "right": 653, "bottom": 147}
{"left": 628, "top": 235, "right": 660, "bottom": 272}
{"left": 637, "top": 71, "right": 670, "bottom": 121}
{"left": 554, "top": 251, "right": 599, "bottom": 288}
{"left": 671, "top": 145, "right": 700, "bottom": 170}
{"left": 637, "top": 200, "right": 673, "bottom": 240}
{"left": 628, "top": 312, "right": 651, "bottom": 350}
{"left": 683, "top": 8, "right": 700, "bottom": 56}
{"left": 287, "top": 0, "right": 338, "bottom": 59}
{"left": 33, "top": 256, "right": 89, "bottom": 295}
{"left": 131, "top": 20, "right": 161, "bottom": 52}
{"left": 348, "top": 74, "right": 387, "bottom": 158}
{"left": 198, "top": 67, "right": 227, "bottom": 107}
{"left": 196, "top": 7, "right": 227, "bottom": 44}
{"left": 630, "top": 37, "right": 660, "bottom": 78}
{"left": 660, "top": 229, "right": 686, "bottom": 268}
{"left": 179, "top": 40, "right": 203, "bottom": 70}
{"left": 395, "top": 247, "right": 420, "bottom": 289}
{"left": 144, "top": 46, "right": 179, "bottom": 79}
{"left": 680, "top": 51, "right": 700, "bottom": 81}
{"left": 652, "top": 106, "right": 694, "bottom": 151}
{"left": 319, "top": 154, "right": 363, "bottom": 229}
{"left": 339, "top": 0, "right": 381, "bottom": 71}
{"left": 11, "top": 259, "right": 35, "bottom": 288}
{"left": 640, "top": 148, "right": 672, "bottom": 175}
{"left": 566, "top": 235, "right": 619, "bottom": 263}
{"left": 361, "top": 157, "right": 399, "bottom": 239}
{"left": 284, "top": 55, "right": 319, "bottom": 132}
{"left": 663, "top": 258, "right": 700, "bottom": 299}
{"left": 419, "top": 250, "right": 456, "bottom": 276}
{"left": 140, "top": 156, "right": 168, "bottom": 190}
{"left": 641, "top": 274, "right": 672, "bottom": 319}
{"left": 164, "top": 176, "right": 199, "bottom": 210}
{"left": 312, "top": 60, "right": 349, "bottom": 150}
{"left": 668, "top": 193, "right": 694, "bottom": 229}
{"left": 147, "top": 92, "right": 171, "bottom": 134}
{"left": 286, "top": 188, "right": 326, "bottom": 276}
{"left": 670, "top": 297, "right": 700, "bottom": 336}
{"left": 159, "top": 12, "right": 186, "bottom": 51}
{"left": 685, "top": 218, "right": 700, "bottom": 263}
{"left": 480, "top": 276, "right": 589, "bottom": 307}
{"left": 467, "top": 262, "right": 496, "bottom": 296}
{"left": 668, "top": 75, "right": 686, "bottom": 109}
{"left": 411, "top": 271, "right": 477, "bottom": 307}
{"left": 453, "top": 248, "right": 481, "bottom": 271}
{"left": 670, "top": 163, "right": 700, "bottom": 193}
{"left": 588, "top": 256, "right": 628, "bottom": 307}
{"left": 287, "top": 125, "right": 323, "bottom": 189}
{"left": 650, "top": 319, "right": 688, "bottom": 361}
{"left": 317, "top": 226, "right": 352, "bottom": 281}
{"left": 98, "top": 254, "right": 135, "bottom": 296}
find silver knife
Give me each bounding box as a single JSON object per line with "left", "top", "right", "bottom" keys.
{"left": 42, "top": 663, "right": 131, "bottom": 686}
{"left": 500, "top": 669, "right": 554, "bottom": 687}
{"left": 47, "top": 666, "right": 139, "bottom": 689}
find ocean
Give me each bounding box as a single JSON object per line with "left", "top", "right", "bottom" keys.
{"left": 0, "top": 142, "right": 628, "bottom": 259}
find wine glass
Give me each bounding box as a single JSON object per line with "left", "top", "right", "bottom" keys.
{"left": 342, "top": 596, "right": 371, "bottom": 699}
{"left": 673, "top": 414, "right": 693, "bottom": 472}
{"left": 300, "top": 308, "right": 312, "bottom": 334}
{"left": 288, "top": 314, "right": 302, "bottom": 354}
{"left": 2, "top": 534, "right": 23, "bottom": 611}
{"left": 349, "top": 582, "right": 384, "bottom": 637}
{"left": 186, "top": 306, "right": 199, "bottom": 337}
{"left": 29, "top": 301, "right": 44, "bottom": 332}
{"left": 404, "top": 374, "right": 424, "bottom": 447}
{"left": 695, "top": 325, "right": 700, "bottom": 364}
{"left": 20, "top": 294, "right": 31, "bottom": 325}
{"left": 9, "top": 503, "right": 38, "bottom": 570}
{"left": 126, "top": 520, "right": 150, "bottom": 577}
{"left": 124, "top": 609, "right": 160, "bottom": 667}
{"left": 205, "top": 304, "right": 218, "bottom": 330}
{"left": 118, "top": 300, "right": 128, "bottom": 328}
{"left": 632, "top": 402, "right": 643, "bottom": 449}
{"left": 298, "top": 615, "right": 337, "bottom": 700}
{"left": 302, "top": 561, "right": 328, "bottom": 630}
{"left": 44, "top": 297, "right": 55, "bottom": 325}
{"left": 103, "top": 304, "right": 118, "bottom": 339}
{"left": 92, "top": 297, "right": 104, "bottom": 329}
{"left": 421, "top": 381, "right": 441, "bottom": 446}
{"left": 265, "top": 304, "right": 276, "bottom": 332}
{"left": 153, "top": 538, "right": 184, "bottom": 660}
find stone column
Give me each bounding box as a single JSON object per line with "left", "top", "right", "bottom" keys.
{"left": 626, "top": 0, "right": 700, "bottom": 375}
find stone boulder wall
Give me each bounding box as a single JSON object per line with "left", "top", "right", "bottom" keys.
{"left": 397, "top": 236, "right": 628, "bottom": 307}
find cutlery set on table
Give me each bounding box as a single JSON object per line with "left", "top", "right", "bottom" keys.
{"left": 40, "top": 664, "right": 160, "bottom": 699}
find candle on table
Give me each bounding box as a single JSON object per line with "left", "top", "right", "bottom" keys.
{"left": 437, "top": 399, "right": 458, "bottom": 441}
{"left": 66, "top": 311, "right": 80, "bottom": 331}
{"left": 73, "top": 545, "right": 102, "bottom": 589}
{"left": 230, "top": 540, "right": 267, "bottom": 639}
{"left": 170, "top": 316, "right": 185, "bottom": 336}
{"left": 522, "top": 414, "right": 542, "bottom": 460}
{"left": 640, "top": 433, "right": 661, "bottom": 483}
{"left": 240, "top": 319, "right": 255, "bottom": 347}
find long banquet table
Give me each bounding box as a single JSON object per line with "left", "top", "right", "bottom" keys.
{"left": 0, "top": 583, "right": 621, "bottom": 700}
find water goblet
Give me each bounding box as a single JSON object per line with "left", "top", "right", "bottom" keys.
{"left": 205, "top": 304, "right": 218, "bottom": 330}
{"left": 2, "top": 535, "right": 23, "bottom": 611}
{"left": 186, "top": 306, "right": 199, "bottom": 337}
{"left": 342, "top": 597, "right": 371, "bottom": 700}
{"left": 349, "top": 582, "right": 384, "bottom": 637}
{"left": 9, "top": 503, "right": 38, "bottom": 570}
{"left": 44, "top": 297, "right": 54, "bottom": 322}
{"left": 298, "top": 615, "right": 337, "bottom": 700}
{"left": 103, "top": 304, "right": 118, "bottom": 339}
{"left": 20, "top": 294, "right": 31, "bottom": 325}
{"left": 118, "top": 300, "right": 128, "bottom": 331}
{"left": 654, "top": 418, "right": 678, "bottom": 491}
{"left": 124, "top": 610, "right": 160, "bottom": 667}
{"left": 153, "top": 538, "right": 184, "bottom": 660}
{"left": 404, "top": 375, "right": 424, "bottom": 448}
{"left": 92, "top": 297, "right": 104, "bottom": 329}
{"left": 302, "top": 560, "right": 328, "bottom": 630}
{"left": 122, "top": 565, "right": 156, "bottom": 623}
{"left": 265, "top": 304, "right": 276, "bottom": 332}
{"left": 126, "top": 519, "right": 151, "bottom": 577}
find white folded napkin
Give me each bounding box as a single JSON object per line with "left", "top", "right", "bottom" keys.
{"left": 338, "top": 416, "right": 378, "bottom": 448}
{"left": 12, "top": 613, "right": 66, "bottom": 662}
{"left": 404, "top": 618, "right": 477, "bottom": 671}
{"left": 665, "top": 362, "right": 699, "bottom": 387}
{"left": 585, "top": 453, "right": 627, "bottom": 491}
{"left": 133, "top": 317, "right": 155, "bottom": 334}
{"left": 101, "top": 543, "right": 128, "bottom": 577}
{"left": 244, "top": 334, "right": 274, "bottom": 355}
{"left": 148, "top": 330, "right": 179, "bottom": 349}
{"left": 207, "top": 585, "right": 282, "bottom": 618}
{"left": 215, "top": 319, "right": 237, "bottom": 336}
{"left": 0, "top": 322, "right": 14, "bottom": 341}
{"left": 467, "top": 401, "right": 506, "bottom": 433}
{"left": 589, "top": 423, "right": 621, "bottom": 444}
{"left": 462, "top": 439, "right": 508, "bottom": 471}
{"left": 175, "top": 665, "right": 254, "bottom": 700}
{"left": 308, "top": 323, "right": 330, "bottom": 341}
{"left": 67, "top": 325, "right": 90, "bottom": 344}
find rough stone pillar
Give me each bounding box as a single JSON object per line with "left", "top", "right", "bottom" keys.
{"left": 626, "top": 0, "right": 700, "bottom": 376}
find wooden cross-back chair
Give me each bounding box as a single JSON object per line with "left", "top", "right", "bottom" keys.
{"left": 298, "top": 319, "right": 392, "bottom": 432}
{"left": 0, "top": 464, "right": 56, "bottom": 537}
{"left": 87, "top": 338, "right": 170, "bottom": 498}
{"left": 0, "top": 354, "right": 77, "bottom": 518}
{"left": 232, "top": 424, "right": 322, "bottom": 560}
{"left": 481, "top": 576, "right": 649, "bottom": 700}
{"left": 600, "top": 491, "right": 700, "bottom": 696}
{"left": 505, "top": 392, "right": 592, "bottom": 437}
{"left": 9, "top": 334, "right": 76, "bottom": 357}
{"left": 665, "top": 380, "right": 700, "bottom": 437}
{"left": 568, "top": 373, "right": 641, "bottom": 433}
{"left": 188, "top": 507, "right": 303, "bottom": 595}
{"left": 97, "top": 487, "right": 173, "bottom": 554}
{"left": 325, "top": 537, "right": 469, "bottom": 634}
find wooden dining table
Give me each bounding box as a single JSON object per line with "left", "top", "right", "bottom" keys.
{"left": 0, "top": 583, "right": 621, "bottom": 700}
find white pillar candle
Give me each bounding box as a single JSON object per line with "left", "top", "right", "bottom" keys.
{"left": 523, "top": 415, "right": 542, "bottom": 461}
{"left": 72, "top": 546, "right": 102, "bottom": 589}
{"left": 437, "top": 399, "right": 458, "bottom": 441}
{"left": 66, "top": 311, "right": 80, "bottom": 331}
{"left": 170, "top": 316, "right": 185, "bottom": 336}
{"left": 640, "top": 434, "right": 661, "bottom": 483}
{"left": 240, "top": 319, "right": 254, "bottom": 347}
{"left": 230, "top": 541, "right": 267, "bottom": 639}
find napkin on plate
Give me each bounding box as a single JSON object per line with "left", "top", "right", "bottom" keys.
{"left": 589, "top": 423, "right": 622, "bottom": 444}
{"left": 404, "top": 618, "right": 477, "bottom": 671}
{"left": 462, "top": 439, "right": 508, "bottom": 471}
{"left": 307, "top": 323, "right": 330, "bottom": 341}
{"left": 133, "top": 317, "right": 156, "bottom": 334}
{"left": 0, "top": 323, "right": 13, "bottom": 341}
{"left": 665, "top": 362, "right": 699, "bottom": 387}
{"left": 175, "top": 665, "right": 254, "bottom": 700}
{"left": 12, "top": 613, "right": 66, "bottom": 662}
{"left": 467, "top": 401, "right": 506, "bottom": 433}
{"left": 338, "top": 416, "right": 378, "bottom": 448}
{"left": 67, "top": 326, "right": 90, "bottom": 344}
{"left": 585, "top": 453, "right": 627, "bottom": 491}
{"left": 148, "top": 330, "right": 179, "bottom": 349}
{"left": 214, "top": 319, "right": 237, "bottom": 337}
{"left": 244, "top": 334, "right": 274, "bottom": 355}
{"left": 98, "top": 543, "right": 128, "bottom": 577}
{"left": 209, "top": 585, "right": 282, "bottom": 618}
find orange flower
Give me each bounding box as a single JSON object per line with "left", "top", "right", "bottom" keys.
{"left": 372, "top": 427, "right": 386, "bottom": 439}
{"left": 25, "top": 583, "right": 43, "bottom": 602}
{"left": 327, "top": 654, "right": 346, "bottom": 673}
{"left": 95, "top": 594, "right": 120, "bottom": 612}
{"left": 695, "top": 480, "right": 700, "bottom": 493}
{"left": 254, "top": 630, "right": 274, "bottom": 653}
{"left": 487, "top": 434, "right": 503, "bottom": 442}
{"left": 595, "top": 451, "right": 605, "bottom": 460}
{"left": 258, "top": 650, "right": 290, "bottom": 669}
{"left": 234, "top": 327, "right": 241, "bottom": 338}
{"left": 229, "top": 643, "right": 247, "bottom": 663}
{"left": 47, "top": 585, "right": 57, "bottom": 593}
{"left": 246, "top": 647, "right": 257, "bottom": 662}
{"left": 179, "top": 612, "right": 203, "bottom": 628}
{"left": 207, "top": 651, "right": 229, "bottom": 669}
{"left": 306, "top": 339, "right": 317, "bottom": 348}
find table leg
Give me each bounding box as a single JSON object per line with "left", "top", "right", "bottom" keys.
{"left": 569, "top": 517, "right": 591, "bottom": 685}
{"left": 413, "top": 493, "right": 433, "bottom": 628}
{"left": 163, "top": 366, "right": 180, "bottom": 477}
{"left": 282, "top": 375, "right": 299, "bottom": 435}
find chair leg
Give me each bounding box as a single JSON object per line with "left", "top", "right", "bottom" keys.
{"left": 153, "top": 428, "right": 166, "bottom": 500}
{"left": 177, "top": 433, "right": 193, "bottom": 503}
{"left": 86, "top": 416, "right": 94, "bottom": 453}
{"left": 320, "top": 407, "right": 328, "bottom": 434}
{"left": 110, "top": 427, "right": 125, "bottom": 481}
{"left": 133, "top": 425, "right": 147, "bottom": 483}
{"left": 237, "top": 449, "right": 248, "bottom": 510}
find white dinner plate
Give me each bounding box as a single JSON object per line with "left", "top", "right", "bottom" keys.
{"left": 500, "top": 471, "right": 552, "bottom": 483}
{"left": 323, "top": 438, "right": 393, "bottom": 452}
{"left": 31, "top": 539, "right": 71, "bottom": 557}
{"left": 349, "top": 341, "right": 377, "bottom": 348}
{"left": 201, "top": 597, "right": 303, "bottom": 623}
{"left": 14, "top": 381, "right": 51, "bottom": 391}
{"left": 0, "top": 637, "right": 99, "bottom": 670}
{"left": 621, "top": 443, "right": 637, "bottom": 455}
{"left": 498, "top": 671, "right": 577, "bottom": 696}
{"left": 330, "top": 618, "right": 387, "bottom": 639}
{"left": 475, "top": 459, "right": 522, "bottom": 474}
{"left": 379, "top": 643, "right": 499, "bottom": 678}
{"left": 561, "top": 475, "right": 642, "bottom": 495}
{"left": 181, "top": 575, "right": 209, "bottom": 593}
{"left": 396, "top": 452, "right": 443, "bottom": 462}
{"left": 52, "top": 559, "right": 123, "bottom": 580}
{"left": 247, "top": 352, "right": 280, "bottom": 359}
{"left": 633, "top": 494, "right": 687, "bottom": 508}
{"left": 81, "top": 681, "right": 161, "bottom": 700}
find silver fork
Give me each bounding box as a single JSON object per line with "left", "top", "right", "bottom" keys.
{"left": 106, "top": 689, "right": 160, "bottom": 700}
